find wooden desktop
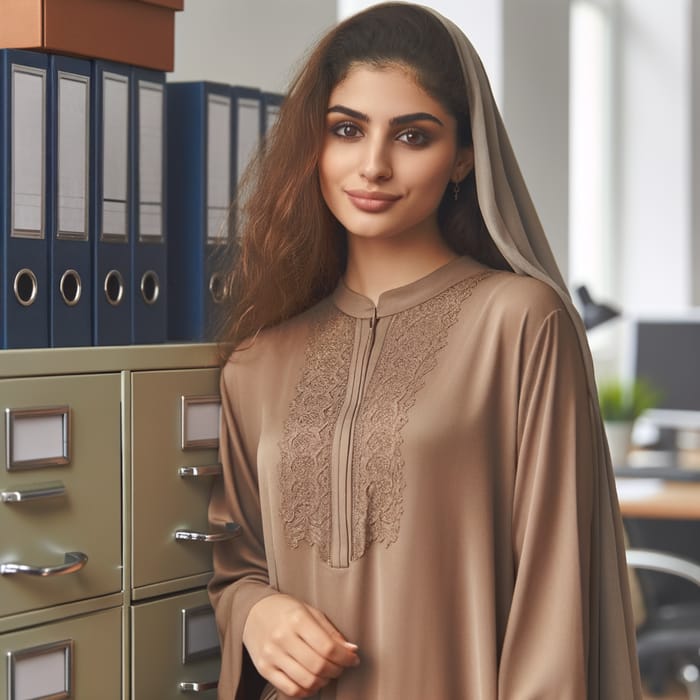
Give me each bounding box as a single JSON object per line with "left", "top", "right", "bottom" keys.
{"left": 616, "top": 477, "right": 700, "bottom": 519}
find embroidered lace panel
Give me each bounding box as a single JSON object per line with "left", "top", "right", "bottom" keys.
{"left": 278, "top": 272, "right": 492, "bottom": 564}
{"left": 350, "top": 272, "right": 493, "bottom": 560}
{"left": 278, "top": 308, "right": 355, "bottom": 563}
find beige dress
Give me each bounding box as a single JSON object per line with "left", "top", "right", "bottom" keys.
{"left": 208, "top": 257, "right": 640, "bottom": 699}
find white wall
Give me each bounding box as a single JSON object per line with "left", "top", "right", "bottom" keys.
{"left": 616, "top": 0, "right": 691, "bottom": 313}
{"left": 169, "top": 0, "right": 337, "bottom": 91}
{"left": 502, "top": 0, "right": 570, "bottom": 280}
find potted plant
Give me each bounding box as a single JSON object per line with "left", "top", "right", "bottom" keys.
{"left": 598, "top": 378, "right": 659, "bottom": 465}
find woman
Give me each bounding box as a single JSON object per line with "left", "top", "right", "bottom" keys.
{"left": 209, "top": 4, "right": 642, "bottom": 698}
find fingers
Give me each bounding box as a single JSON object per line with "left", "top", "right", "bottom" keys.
{"left": 265, "top": 654, "right": 331, "bottom": 698}
{"left": 262, "top": 609, "right": 360, "bottom": 696}
{"left": 243, "top": 594, "right": 360, "bottom": 697}
{"left": 303, "top": 607, "right": 360, "bottom": 667}
{"left": 256, "top": 636, "right": 340, "bottom": 698}
{"left": 273, "top": 605, "right": 358, "bottom": 678}
{"left": 286, "top": 634, "right": 347, "bottom": 678}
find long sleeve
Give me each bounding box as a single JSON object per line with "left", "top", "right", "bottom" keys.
{"left": 208, "top": 364, "right": 278, "bottom": 700}
{"left": 498, "top": 308, "right": 597, "bottom": 698}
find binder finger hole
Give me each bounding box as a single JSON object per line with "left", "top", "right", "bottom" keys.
{"left": 209, "top": 273, "right": 225, "bottom": 304}
{"left": 140, "top": 271, "right": 160, "bottom": 305}
{"left": 104, "top": 270, "right": 124, "bottom": 307}
{"left": 13, "top": 269, "right": 38, "bottom": 307}
{"left": 59, "top": 270, "right": 82, "bottom": 307}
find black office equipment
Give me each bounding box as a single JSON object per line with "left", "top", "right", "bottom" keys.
{"left": 634, "top": 319, "right": 700, "bottom": 413}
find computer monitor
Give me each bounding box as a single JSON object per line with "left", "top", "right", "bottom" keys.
{"left": 631, "top": 316, "right": 700, "bottom": 429}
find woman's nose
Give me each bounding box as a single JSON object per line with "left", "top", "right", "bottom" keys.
{"left": 360, "top": 138, "right": 392, "bottom": 182}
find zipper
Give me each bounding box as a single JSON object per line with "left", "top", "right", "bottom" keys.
{"left": 331, "top": 307, "right": 378, "bottom": 568}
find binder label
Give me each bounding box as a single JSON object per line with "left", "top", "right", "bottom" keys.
{"left": 101, "top": 72, "right": 129, "bottom": 242}
{"left": 266, "top": 103, "right": 281, "bottom": 133}
{"left": 206, "top": 94, "right": 231, "bottom": 243}
{"left": 138, "top": 80, "right": 164, "bottom": 242}
{"left": 57, "top": 71, "right": 90, "bottom": 240}
{"left": 237, "top": 97, "right": 261, "bottom": 186}
{"left": 11, "top": 64, "right": 46, "bottom": 239}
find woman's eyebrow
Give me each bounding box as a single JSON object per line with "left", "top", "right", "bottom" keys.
{"left": 327, "top": 105, "right": 369, "bottom": 121}
{"left": 327, "top": 105, "right": 444, "bottom": 127}
{"left": 391, "top": 112, "right": 444, "bottom": 127}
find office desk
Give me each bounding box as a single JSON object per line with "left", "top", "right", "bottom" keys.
{"left": 616, "top": 478, "right": 700, "bottom": 520}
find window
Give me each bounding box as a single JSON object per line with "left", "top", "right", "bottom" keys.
{"left": 569, "top": 0, "right": 615, "bottom": 300}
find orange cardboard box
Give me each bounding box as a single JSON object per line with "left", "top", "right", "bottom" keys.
{"left": 0, "top": 0, "right": 184, "bottom": 71}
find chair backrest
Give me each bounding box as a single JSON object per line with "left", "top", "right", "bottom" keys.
{"left": 625, "top": 518, "right": 700, "bottom": 612}
{"left": 626, "top": 549, "right": 700, "bottom": 587}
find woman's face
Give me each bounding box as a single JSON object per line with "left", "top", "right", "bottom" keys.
{"left": 319, "top": 63, "right": 473, "bottom": 245}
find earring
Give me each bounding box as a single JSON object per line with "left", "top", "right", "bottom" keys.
{"left": 453, "top": 181, "right": 460, "bottom": 201}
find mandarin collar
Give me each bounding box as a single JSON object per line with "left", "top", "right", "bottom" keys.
{"left": 332, "top": 257, "right": 489, "bottom": 319}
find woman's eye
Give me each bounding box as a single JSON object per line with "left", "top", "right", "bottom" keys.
{"left": 332, "top": 122, "right": 362, "bottom": 138}
{"left": 397, "top": 129, "right": 429, "bottom": 146}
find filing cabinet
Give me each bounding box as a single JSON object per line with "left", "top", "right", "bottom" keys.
{"left": 0, "top": 373, "right": 121, "bottom": 618}
{"left": 132, "top": 588, "right": 219, "bottom": 698}
{"left": 0, "top": 345, "right": 223, "bottom": 699}
{"left": 131, "top": 368, "right": 224, "bottom": 593}
{"left": 0, "top": 606, "right": 122, "bottom": 700}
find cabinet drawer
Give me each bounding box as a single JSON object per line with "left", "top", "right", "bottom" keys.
{"left": 0, "top": 374, "right": 122, "bottom": 617}
{"left": 132, "top": 588, "right": 220, "bottom": 699}
{"left": 132, "top": 368, "right": 221, "bottom": 588}
{"left": 0, "top": 605, "right": 121, "bottom": 699}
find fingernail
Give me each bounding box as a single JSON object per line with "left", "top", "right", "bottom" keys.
{"left": 344, "top": 642, "right": 359, "bottom": 650}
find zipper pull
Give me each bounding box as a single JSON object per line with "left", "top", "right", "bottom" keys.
{"left": 369, "top": 308, "right": 377, "bottom": 330}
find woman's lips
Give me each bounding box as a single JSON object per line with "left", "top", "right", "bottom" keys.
{"left": 345, "top": 189, "right": 401, "bottom": 213}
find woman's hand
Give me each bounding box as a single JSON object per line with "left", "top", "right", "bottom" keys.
{"left": 243, "top": 593, "right": 360, "bottom": 698}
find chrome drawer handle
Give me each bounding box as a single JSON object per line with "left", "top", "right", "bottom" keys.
{"left": 0, "top": 551, "right": 88, "bottom": 577}
{"left": 1, "top": 481, "right": 66, "bottom": 503}
{"left": 178, "top": 464, "right": 223, "bottom": 478}
{"left": 174, "top": 523, "right": 241, "bottom": 543}
{"left": 179, "top": 680, "right": 219, "bottom": 692}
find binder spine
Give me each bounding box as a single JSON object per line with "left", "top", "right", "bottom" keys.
{"left": 92, "top": 60, "right": 132, "bottom": 346}
{"left": 167, "top": 81, "right": 233, "bottom": 342}
{"left": 132, "top": 67, "right": 167, "bottom": 344}
{"left": 231, "top": 85, "right": 263, "bottom": 190}
{"left": 48, "top": 54, "right": 93, "bottom": 348}
{"left": 1, "top": 49, "right": 50, "bottom": 349}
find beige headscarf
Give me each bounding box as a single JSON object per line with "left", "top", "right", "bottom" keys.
{"left": 425, "top": 6, "right": 643, "bottom": 697}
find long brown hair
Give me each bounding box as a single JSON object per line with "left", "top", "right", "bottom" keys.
{"left": 215, "top": 2, "right": 510, "bottom": 361}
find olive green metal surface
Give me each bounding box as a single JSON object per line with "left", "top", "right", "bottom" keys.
{"left": 0, "top": 605, "right": 122, "bottom": 699}
{"left": 0, "top": 374, "right": 122, "bottom": 617}
{"left": 131, "top": 588, "right": 220, "bottom": 699}
{"left": 131, "top": 368, "right": 221, "bottom": 589}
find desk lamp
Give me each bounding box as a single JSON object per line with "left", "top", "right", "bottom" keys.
{"left": 576, "top": 285, "right": 620, "bottom": 330}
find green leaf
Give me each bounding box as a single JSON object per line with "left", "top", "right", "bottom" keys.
{"left": 597, "top": 378, "right": 661, "bottom": 421}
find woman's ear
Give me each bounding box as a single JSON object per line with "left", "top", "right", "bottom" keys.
{"left": 453, "top": 145, "right": 474, "bottom": 183}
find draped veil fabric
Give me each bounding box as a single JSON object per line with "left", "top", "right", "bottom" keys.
{"left": 427, "top": 7, "right": 642, "bottom": 696}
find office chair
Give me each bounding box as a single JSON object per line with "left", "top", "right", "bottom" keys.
{"left": 627, "top": 549, "right": 700, "bottom": 699}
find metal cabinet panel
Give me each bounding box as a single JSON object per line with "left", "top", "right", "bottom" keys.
{"left": 132, "top": 588, "right": 220, "bottom": 699}
{"left": 0, "top": 374, "right": 122, "bottom": 617}
{"left": 131, "top": 368, "right": 221, "bottom": 588}
{"left": 0, "top": 605, "right": 122, "bottom": 699}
